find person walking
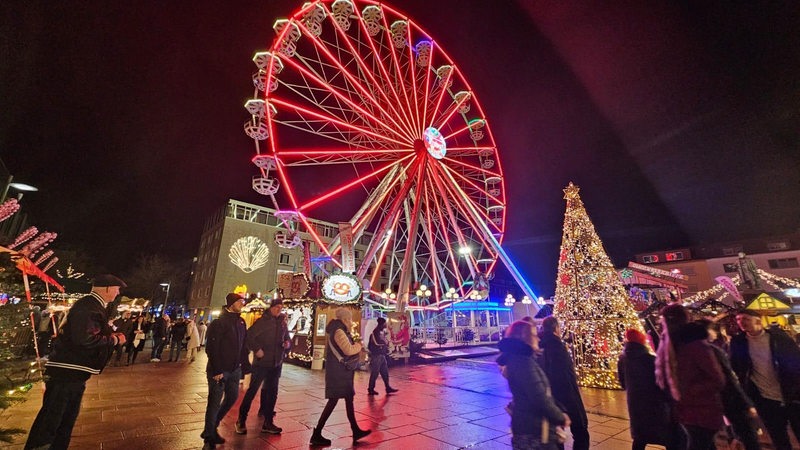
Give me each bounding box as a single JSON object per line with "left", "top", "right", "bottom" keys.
{"left": 538, "top": 316, "right": 590, "bottom": 450}
{"left": 498, "top": 320, "right": 570, "bottom": 450}
{"left": 367, "top": 317, "right": 398, "bottom": 396}
{"left": 168, "top": 318, "right": 188, "bottom": 362}
{"left": 150, "top": 314, "right": 170, "bottom": 362}
{"left": 655, "top": 304, "right": 725, "bottom": 450}
{"left": 111, "top": 310, "right": 134, "bottom": 366}
{"left": 730, "top": 309, "right": 800, "bottom": 450}
{"left": 198, "top": 321, "right": 207, "bottom": 346}
{"left": 235, "top": 297, "right": 291, "bottom": 435}
{"left": 25, "top": 274, "right": 128, "bottom": 450}
{"left": 201, "top": 293, "right": 251, "bottom": 449}
{"left": 185, "top": 319, "right": 201, "bottom": 363}
{"left": 618, "top": 328, "right": 685, "bottom": 450}
{"left": 127, "top": 314, "right": 148, "bottom": 365}
{"left": 310, "top": 307, "right": 371, "bottom": 446}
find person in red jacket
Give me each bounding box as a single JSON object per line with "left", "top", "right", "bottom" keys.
{"left": 655, "top": 304, "right": 726, "bottom": 450}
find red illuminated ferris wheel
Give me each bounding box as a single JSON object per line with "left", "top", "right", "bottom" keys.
{"left": 245, "top": 0, "right": 533, "bottom": 310}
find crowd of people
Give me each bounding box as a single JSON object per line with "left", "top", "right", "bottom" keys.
{"left": 497, "top": 305, "right": 800, "bottom": 450}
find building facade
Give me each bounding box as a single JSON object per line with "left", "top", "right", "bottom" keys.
{"left": 188, "top": 199, "right": 378, "bottom": 312}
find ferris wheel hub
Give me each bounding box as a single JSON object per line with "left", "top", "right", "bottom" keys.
{"left": 422, "top": 126, "right": 447, "bottom": 160}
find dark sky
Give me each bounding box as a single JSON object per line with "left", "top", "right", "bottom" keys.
{"left": 2, "top": 1, "right": 798, "bottom": 296}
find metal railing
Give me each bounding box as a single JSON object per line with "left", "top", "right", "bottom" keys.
{"left": 410, "top": 325, "right": 506, "bottom": 346}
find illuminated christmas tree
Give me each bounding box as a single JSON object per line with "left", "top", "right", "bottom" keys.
{"left": 553, "top": 182, "right": 643, "bottom": 389}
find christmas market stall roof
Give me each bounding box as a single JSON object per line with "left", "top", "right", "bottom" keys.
{"left": 683, "top": 269, "right": 800, "bottom": 309}
{"left": 0, "top": 245, "right": 64, "bottom": 292}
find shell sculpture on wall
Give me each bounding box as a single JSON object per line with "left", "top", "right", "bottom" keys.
{"left": 229, "top": 236, "right": 270, "bottom": 273}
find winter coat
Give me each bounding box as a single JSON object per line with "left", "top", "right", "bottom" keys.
{"left": 186, "top": 321, "right": 201, "bottom": 349}
{"left": 672, "top": 322, "right": 726, "bottom": 430}
{"left": 46, "top": 292, "right": 117, "bottom": 380}
{"left": 205, "top": 309, "right": 251, "bottom": 377}
{"left": 618, "top": 341, "right": 674, "bottom": 444}
{"left": 170, "top": 321, "right": 188, "bottom": 341}
{"left": 498, "top": 337, "right": 567, "bottom": 440}
{"left": 247, "top": 312, "right": 290, "bottom": 368}
{"left": 368, "top": 326, "right": 389, "bottom": 355}
{"left": 730, "top": 327, "right": 800, "bottom": 404}
{"left": 114, "top": 316, "right": 135, "bottom": 338}
{"left": 538, "top": 332, "right": 588, "bottom": 430}
{"left": 128, "top": 319, "right": 149, "bottom": 351}
{"left": 151, "top": 317, "right": 169, "bottom": 340}
{"left": 324, "top": 319, "right": 362, "bottom": 399}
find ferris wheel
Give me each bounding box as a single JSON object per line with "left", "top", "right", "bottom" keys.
{"left": 244, "top": 0, "right": 536, "bottom": 309}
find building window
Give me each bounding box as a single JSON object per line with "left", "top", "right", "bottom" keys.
{"left": 722, "top": 246, "right": 743, "bottom": 256}
{"left": 380, "top": 269, "right": 388, "bottom": 278}
{"left": 723, "top": 263, "right": 739, "bottom": 273}
{"left": 768, "top": 258, "right": 799, "bottom": 269}
{"left": 642, "top": 255, "right": 659, "bottom": 263}
{"left": 279, "top": 253, "right": 290, "bottom": 265}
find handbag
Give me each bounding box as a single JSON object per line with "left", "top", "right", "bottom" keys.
{"left": 328, "top": 337, "right": 361, "bottom": 371}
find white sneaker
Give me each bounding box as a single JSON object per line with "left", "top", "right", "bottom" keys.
{"left": 151, "top": 358, "right": 160, "bottom": 362}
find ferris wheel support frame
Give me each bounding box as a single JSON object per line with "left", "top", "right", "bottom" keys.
{"left": 440, "top": 167, "right": 541, "bottom": 312}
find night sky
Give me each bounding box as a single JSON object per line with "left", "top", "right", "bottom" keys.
{"left": 2, "top": 1, "right": 798, "bottom": 296}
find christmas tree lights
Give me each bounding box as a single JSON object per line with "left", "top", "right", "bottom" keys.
{"left": 553, "top": 183, "right": 644, "bottom": 389}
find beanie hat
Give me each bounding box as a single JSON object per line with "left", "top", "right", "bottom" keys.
{"left": 625, "top": 328, "right": 649, "bottom": 346}
{"left": 225, "top": 293, "right": 244, "bottom": 307}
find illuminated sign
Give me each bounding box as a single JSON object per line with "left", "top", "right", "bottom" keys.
{"left": 321, "top": 274, "right": 362, "bottom": 302}
{"left": 423, "top": 127, "right": 446, "bottom": 159}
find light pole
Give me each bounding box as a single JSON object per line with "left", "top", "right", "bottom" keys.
{"left": 1, "top": 178, "right": 39, "bottom": 203}
{"left": 160, "top": 282, "right": 171, "bottom": 306}
{"left": 521, "top": 295, "right": 532, "bottom": 317}
{"left": 415, "top": 284, "right": 432, "bottom": 306}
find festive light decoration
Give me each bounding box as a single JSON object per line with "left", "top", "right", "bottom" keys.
{"left": 56, "top": 263, "right": 84, "bottom": 280}
{"left": 0, "top": 198, "right": 20, "bottom": 222}
{"left": 553, "top": 183, "right": 644, "bottom": 389}
{"left": 20, "top": 232, "right": 57, "bottom": 257}
{"left": 228, "top": 236, "right": 270, "bottom": 273}
{"left": 33, "top": 250, "right": 54, "bottom": 267}
{"left": 8, "top": 227, "right": 37, "bottom": 250}
{"left": 42, "top": 257, "right": 58, "bottom": 273}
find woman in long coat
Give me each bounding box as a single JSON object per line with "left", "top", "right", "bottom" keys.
{"left": 310, "top": 308, "right": 371, "bottom": 446}
{"left": 618, "top": 329, "right": 685, "bottom": 450}
{"left": 499, "top": 320, "right": 569, "bottom": 450}
{"left": 127, "top": 315, "right": 149, "bottom": 365}
{"left": 185, "top": 320, "right": 201, "bottom": 362}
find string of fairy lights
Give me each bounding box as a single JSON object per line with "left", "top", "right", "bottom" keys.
{"left": 553, "top": 183, "right": 644, "bottom": 389}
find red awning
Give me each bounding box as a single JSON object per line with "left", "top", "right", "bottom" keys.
{"left": 0, "top": 245, "right": 65, "bottom": 292}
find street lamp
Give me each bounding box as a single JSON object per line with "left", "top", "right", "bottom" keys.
{"left": 415, "top": 284, "right": 432, "bottom": 305}
{"left": 380, "top": 288, "right": 397, "bottom": 302}
{"left": 445, "top": 287, "right": 459, "bottom": 329}
{"left": 521, "top": 295, "right": 532, "bottom": 316}
{"left": 1, "top": 178, "right": 39, "bottom": 203}
{"left": 504, "top": 293, "right": 516, "bottom": 307}
{"left": 160, "top": 282, "right": 171, "bottom": 305}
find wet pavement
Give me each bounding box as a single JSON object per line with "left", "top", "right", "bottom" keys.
{"left": 0, "top": 350, "right": 794, "bottom": 449}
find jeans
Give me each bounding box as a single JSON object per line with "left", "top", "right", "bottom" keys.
{"left": 25, "top": 379, "right": 86, "bottom": 450}
{"left": 151, "top": 337, "right": 166, "bottom": 359}
{"left": 202, "top": 368, "right": 241, "bottom": 440}
{"left": 168, "top": 338, "right": 183, "bottom": 361}
{"left": 238, "top": 365, "right": 282, "bottom": 423}
{"left": 684, "top": 425, "right": 717, "bottom": 450}
{"left": 368, "top": 353, "right": 389, "bottom": 391}
{"left": 753, "top": 395, "right": 800, "bottom": 450}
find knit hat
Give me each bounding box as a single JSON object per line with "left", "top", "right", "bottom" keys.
{"left": 225, "top": 293, "right": 244, "bottom": 307}
{"left": 92, "top": 274, "right": 127, "bottom": 288}
{"left": 624, "top": 329, "right": 649, "bottom": 346}
{"left": 376, "top": 317, "right": 386, "bottom": 326}
{"left": 270, "top": 296, "right": 283, "bottom": 307}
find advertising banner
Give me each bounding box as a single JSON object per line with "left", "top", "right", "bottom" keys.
{"left": 339, "top": 222, "right": 355, "bottom": 273}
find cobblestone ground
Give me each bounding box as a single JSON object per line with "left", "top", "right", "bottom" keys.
{"left": 0, "top": 350, "right": 796, "bottom": 449}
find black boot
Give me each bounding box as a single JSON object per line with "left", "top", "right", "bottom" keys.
{"left": 310, "top": 427, "right": 331, "bottom": 446}
{"left": 352, "top": 427, "right": 371, "bottom": 443}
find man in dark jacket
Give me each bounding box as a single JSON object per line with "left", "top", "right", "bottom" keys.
{"left": 111, "top": 310, "right": 134, "bottom": 366}
{"left": 235, "top": 296, "right": 291, "bottom": 435}
{"left": 25, "top": 274, "right": 128, "bottom": 450}
{"left": 538, "top": 316, "right": 590, "bottom": 450}
{"left": 149, "top": 313, "right": 170, "bottom": 362}
{"left": 367, "top": 317, "right": 398, "bottom": 396}
{"left": 201, "top": 293, "right": 251, "bottom": 449}
{"left": 730, "top": 309, "right": 800, "bottom": 450}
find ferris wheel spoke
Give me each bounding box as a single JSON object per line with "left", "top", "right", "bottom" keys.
{"left": 440, "top": 163, "right": 505, "bottom": 209}
{"left": 294, "top": 18, "right": 418, "bottom": 142}
{"left": 425, "top": 67, "right": 454, "bottom": 130}
{"left": 297, "top": 154, "right": 414, "bottom": 212}
{"left": 440, "top": 146, "right": 496, "bottom": 156}
{"left": 438, "top": 164, "right": 506, "bottom": 250}
{"left": 431, "top": 92, "right": 471, "bottom": 134}
{"left": 444, "top": 156, "right": 502, "bottom": 179}
{"left": 428, "top": 186, "right": 468, "bottom": 291}
{"left": 278, "top": 147, "right": 412, "bottom": 166}
{"left": 420, "top": 183, "right": 443, "bottom": 301}
{"left": 270, "top": 97, "right": 409, "bottom": 147}
{"left": 428, "top": 165, "right": 477, "bottom": 278}
{"left": 378, "top": 13, "right": 419, "bottom": 138}
{"left": 403, "top": 25, "right": 423, "bottom": 134}
{"left": 276, "top": 55, "right": 412, "bottom": 144}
